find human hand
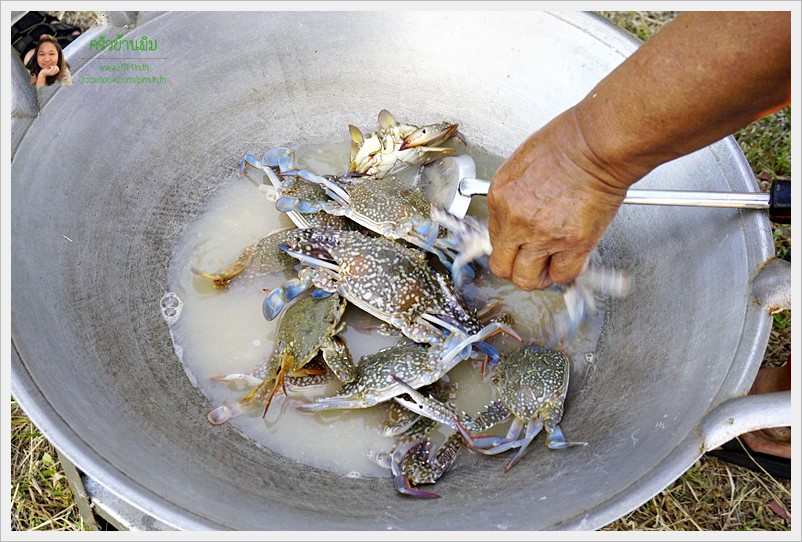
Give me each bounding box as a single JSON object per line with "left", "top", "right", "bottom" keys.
{"left": 487, "top": 109, "right": 630, "bottom": 290}
{"left": 39, "top": 65, "right": 60, "bottom": 79}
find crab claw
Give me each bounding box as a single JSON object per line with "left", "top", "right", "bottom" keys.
{"left": 390, "top": 441, "right": 441, "bottom": 499}
{"left": 399, "top": 123, "right": 460, "bottom": 151}
{"left": 211, "top": 373, "right": 263, "bottom": 388}
{"left": 238, "top": 153, "right": 262, "bottom": 176}
{"left": 429, "top": 207, "right": 492, "bottom": 286}
{"left": 275, "top": 196, "right": 327, "bottom": 214}
{"left": 472, "top": 321, "right": 523, "bottom": 363}
{"left": 454, "top": 417, "right": 513, "bottom": 454}
{"left": 433, "top": 320, "right": 521, "bottom": 373}
{"left": 277, "top": 243, "right": 340, "bottom": 272}
{"left": 262, "top": 278, "right": 311, "bottom": 321}
{"left": 545, "top": 265, "right": 631, "bottom": 347}
{"left": 367, "top": 449, "right": 393, "bottom": 470}
{"left": 262, "top": 147, "right": 295, "bottom": 172}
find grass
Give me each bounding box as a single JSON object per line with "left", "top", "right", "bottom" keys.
{"left": 10, "top": 10, "right": 792, "bottom": 532}
{"left": 10, "top": 400, "right": 85, "bottom": 531}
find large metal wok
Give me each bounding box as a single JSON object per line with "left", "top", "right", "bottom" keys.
{"left": 10, "top": 11, "right": 790, "bottom": 530}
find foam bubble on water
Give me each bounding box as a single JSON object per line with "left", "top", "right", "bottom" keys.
{"left": 160, "top": 292, "right": 183, "bottom": 325}
{"left": 346, "top": 471, "right": 361, "bottom": 479}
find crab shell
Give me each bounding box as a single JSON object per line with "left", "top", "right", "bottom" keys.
{"left": 206, "top": 292, "right": 354, "bottom": 425}
{"left": 300, "top": 343, "right": 440, "bottom": 409}
{"left": 190, "top": 227, "right": 300, "bottom": 289}
{"left": 326, "top": 175, "right": 435, "bottom": 242}
{"left": 492, "top": 345, "right": 570, "bottom": 424}
{"left": 273, "top": 293, "right": 353, "bottom": 381}
{"left": 284, "top": 228, "right": 482, "bottom": 346}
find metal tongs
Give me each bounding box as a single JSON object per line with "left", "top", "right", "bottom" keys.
{"left": 422, "top": 155, "right": 791, "bottom": 223}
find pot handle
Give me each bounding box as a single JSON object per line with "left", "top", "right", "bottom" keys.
{"left": 751, "top": 257, "right": 791, "bottom": 313}
{"left": 697, "top": 391, "right": 791, "bottom": 452}
{"left": 698, "top": 258, "right": 793, "bottom": 452}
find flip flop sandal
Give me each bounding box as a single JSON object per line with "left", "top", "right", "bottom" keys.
{"left": 707, "top": 438, "right": 791, "bottom": 479}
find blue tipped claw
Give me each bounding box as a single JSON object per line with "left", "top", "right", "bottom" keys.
{"left": 310, "top": 289, "right": 332, "bottom": 299}
{"left": 262, "top": 148, "right": 295, "bottom": 172}
{"left": 262, "top": 278, "right": 311, "bottom": 320}
{"left": 413, "top": 220, "right": 440, "bottom": 251}
{"left": 472, "top": 341, "right": 499, "bottom": 366}
{"left": 275, "top": 196, "right": 299, "bottom": 213}
{"left": 275, "top": 193, "right": 329, "bottom": 216}
{"left": 238, "top": 153, "right": 262, "bottom": 176}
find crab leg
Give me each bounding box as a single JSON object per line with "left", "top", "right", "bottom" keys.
{"left": 210, "top": 372, "right": 263, "bottom": 387}
{"left": 544, "top": 420, "right": 588, "bottom": 450}
{"left": 443, "top": 320, "right": 523, "bottom": 367}
{"left": 280, "top": 169, "right": 352, "bottom": 204}
{"left": 389, "top": 374, "right": 460, "bottom": 430}
{"left": 502, "top": 418, "right": 544, "bottom": 472}
{"left": 457, "top": 417, "right": 526, "bottom": 455}
{"left": 277, "top": 243, "right": 340, "bottom": 272}
{"left": 296, "top": 394, "right": 374, "bottom": 411}
{"left": 190, "top": 243, "right": 256, "bottom": 288}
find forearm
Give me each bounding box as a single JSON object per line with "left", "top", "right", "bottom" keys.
{"left": 575, "top": 11, "right": 791, "bottom": 185}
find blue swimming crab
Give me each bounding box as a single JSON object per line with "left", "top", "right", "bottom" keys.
{"left": 371, "top": 432, "right": 463, "bottom": 499}
{"left": 262, "top": 228, "right": 518, "bottom": 354}
{"left": 207, "top": 292, "right": 355, "bottom": 425}
{"left": 297, "top": 343, "right": 456, "bottom": 411}
{"left": 190, "top": 227, "right": 298, "bottom": 289}
{"left": 274, "top": 170, "right": 463, "bottom": 266}
{"left": 369, "top": 378, "right": 463, "bottom": 498}
{"left": 349, "top": 109, "right": 463, "bottom": 178}
{"left": 392, "top": 345, "right": 586, "bottom": 472}
{"left": 430, "top": 207, "right": 631, "bottom": 345}
{"left": 238, "top": 147, "right": 353, "bottom": 230}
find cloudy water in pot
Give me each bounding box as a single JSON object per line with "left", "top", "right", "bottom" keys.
{"left": 164, "top": 139, "right": 605, "bottom": 478}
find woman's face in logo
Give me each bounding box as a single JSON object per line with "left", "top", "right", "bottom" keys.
{"left": 37, "top": 42, "right": 59, "bottom": 69}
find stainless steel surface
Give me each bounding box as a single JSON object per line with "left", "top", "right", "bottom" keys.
{"left": 622, "top": 189, "right": 770, "bottom": 208}
{"left": 699, "top": 392, "right": 792, "bottom": 453}
{"left": 11, "top": 11, "right": 782, "bottom": 531}
{"left": 425, "top": 155, "right": 773, "bottom": 218}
